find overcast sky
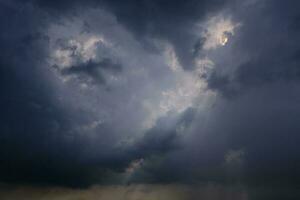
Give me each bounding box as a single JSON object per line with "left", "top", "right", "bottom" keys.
{"left": 1, "top": 0, "right": 300, "bottom": 199}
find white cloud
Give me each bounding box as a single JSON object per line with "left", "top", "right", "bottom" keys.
{"left": 164, "top": 43, "right": 181, "bottom": 72}
{"left": 200, "top": 16, "right": 241, "bottom": 50}
{"left": 51, "top": 35, "right": 110, "bottom": 69}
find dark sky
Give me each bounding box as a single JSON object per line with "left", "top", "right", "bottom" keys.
{"left": 1, "top": 0, "right": 300, "bottom": 197}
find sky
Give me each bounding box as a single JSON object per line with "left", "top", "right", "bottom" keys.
{"left": 1, "top": 0, "right": 300, "bottom": 199}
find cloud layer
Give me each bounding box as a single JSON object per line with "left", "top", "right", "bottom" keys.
{"left": 0, "top": 0, "right": 300, "bottom": 191}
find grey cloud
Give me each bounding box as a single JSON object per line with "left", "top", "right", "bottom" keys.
{"left": 1, "top": 0, "right": 300, "bottom": 190}
{"left": 207, "top": 0, "right": 300, "bottom": 96}
{"left": 195, "top": 1, "right": 300, "bottom": 183}
{"left": 53, "top": 58, "right": 122, "bottom": 85}
{"left": 96, "top": 0, "right": 233, "bottom": 70}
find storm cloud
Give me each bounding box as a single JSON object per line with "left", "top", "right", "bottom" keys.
{"left": 1, "top": 0, "right": 300, "bottom": 198}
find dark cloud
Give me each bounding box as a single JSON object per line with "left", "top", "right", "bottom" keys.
{"left": 33, "top": 0, "right": 232, "bottom": 70}
{"left": 207, "top": 0, "right": 300, "bottom": 96}
{"left": 101, "top": 0, "right": 231, "bottom": 70}
{"left": 0, "top": 0, "right": 77, "bottom": 186}
{"left": 185, "top": 0, "right": 300, "bottom": 185}
{"left": 53, "top": 59, "right": 122, "bottom": 85}
{"left": 1, "top": 0, "right": 300, "bottom": 192}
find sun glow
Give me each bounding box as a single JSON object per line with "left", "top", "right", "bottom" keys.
{"left": 220, "top": 34, "right": 229, "bottom": 46}
{"left": 200, "top": 16, "right": 240, "bottom": 49}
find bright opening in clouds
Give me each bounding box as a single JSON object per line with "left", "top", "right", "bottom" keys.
{"left": 201, "top": 16, "right": 240, "bottom": 50}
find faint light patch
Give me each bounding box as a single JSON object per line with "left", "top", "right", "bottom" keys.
{"left": 195, "top": 57, "right": 215, "bottom": 77}
{"left": 51, "top": 35, "right": 107, "bottom": 70}
{"left": 126, "top": 158, "right": 144, "bottom": 174}
{"left": 164, "top": 44, "right": 181, "bottom": 72}
{"left": 80, "top": 82, "right": 89, "bottom": 89}
{"left": 72, "top": 119, "right": 106, "bottom": 137}
{"left": 224, "top": 149, "right": 245, "bottom": 179}
{"left": 123, "top": 158, "right": 144, "bottom": 184}
{"left": 81, "top": 119, "right": 104, "bottom": 131}
{"left": 200, "top": 16, "right": 241, "bottom": 50}
{"left": 115, "top": 136, "right": 136, "bottom": 149}
{"left": 176, "top": 123, "right": 188, "bottom": 135}
{"left": 225, "top": 149, "right": 245, "bottom": 165}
